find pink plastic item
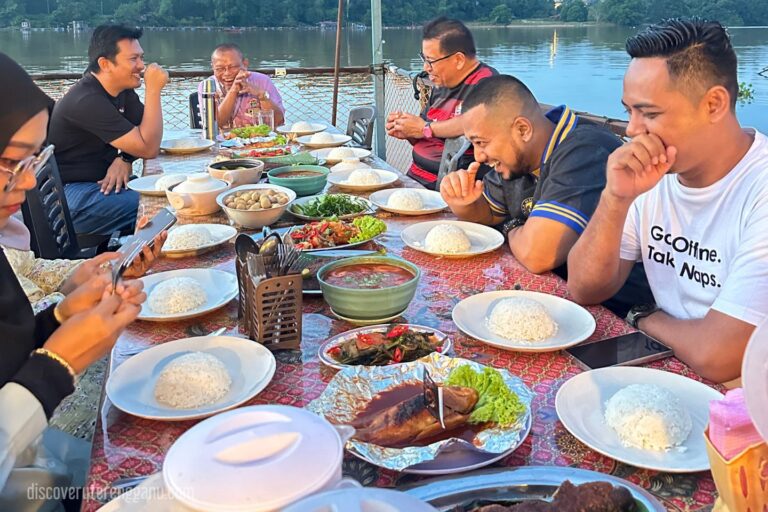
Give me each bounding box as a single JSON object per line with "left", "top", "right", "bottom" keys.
{"left": 709, "top": 388, "right": 764, "bottom": 460}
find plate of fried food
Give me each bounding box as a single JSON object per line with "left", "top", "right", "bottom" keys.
{"left": 285, "top": 215, "right": 386, "bottom": 251}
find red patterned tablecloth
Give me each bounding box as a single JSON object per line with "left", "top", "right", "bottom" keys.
{"left": 81, "top": 147, "right": 719, "bottom": 511}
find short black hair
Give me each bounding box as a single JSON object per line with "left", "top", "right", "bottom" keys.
{"left": 463, "top": 75, "right": 539, "bottom": 115}
{"left": 212, "top": 43, "right": 244, "bottom": 60}
{"left": 625, "top": 18, "right": 738, "bottom": 109}
{"left": 88, "top": 24, "right": 143, "bottom": 73}
{"left": 422, "top": 17, "right": 476, "bottom": 58}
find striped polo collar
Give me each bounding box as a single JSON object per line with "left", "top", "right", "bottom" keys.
{"left": 540, "top": 105, "right": 578, "bottom": 167}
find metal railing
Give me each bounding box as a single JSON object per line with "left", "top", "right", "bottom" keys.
{"left": 32, "top": 65, "right": 422, "bottom": 173}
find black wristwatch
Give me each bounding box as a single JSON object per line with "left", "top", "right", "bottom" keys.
{"left": 119, "top": 152, "right": 137, "bottom": 164}
{"left": 626, "top": 303, "right": 661, "bottom": 328}
{"left": 501, "top": 217, "right": 526, "bottom": 238}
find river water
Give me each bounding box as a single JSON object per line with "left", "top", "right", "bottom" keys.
{"left": 2, "top": 25, "right": 767, "bottom": 130}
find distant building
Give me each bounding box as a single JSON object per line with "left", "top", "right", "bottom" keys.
{"left": 319, "top": 21, "right": 337, "bottom": 30}
{"left": 69, "top": 20, "right": 87, "bottom": 32}
{"left": 20, "top": 20, "right": 31, "bottom": 32}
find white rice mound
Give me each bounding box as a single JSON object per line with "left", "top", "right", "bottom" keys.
{"left": 346, "top": 169, "right": 381, "bottom": 186}
{"left": 424, "top": 224, "right": 472, "bottom": 253}
{"left": 154, "top": 351, "right": 231, "bottom": 409}
{"left": 155, "top": 174, "right": 186, "bottom": 191}
{"left": 164, "top": 225, "right": 215, "bottom": 251}
{"left": 328, "top": 147, "right": 355, "bottom": 160}
{"left": 310, "top": 132, "right": 335, "bottom": 143}
{"left": 388, "top": 189, "right": 424, "bottom": 210}
{"left": 148, "top": 277, "right": 207, "bottom": 315}
{"left": 291, "top": 121, "right": 313, "bottom": 131}
{"left": 605, "top": 384, "right": 692, "bottom": 451}
{"left": 486, "top": 297, "right": 558, "bottom": 342}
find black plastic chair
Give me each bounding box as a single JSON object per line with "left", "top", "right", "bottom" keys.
{"left": 21, "top": 156, "right": 101, "bottom": 260}
{"left": 436, "top": 136, "right": 472, "bottom": 190}
{"left": 346, "top": 105, "right": 376, "bottom": 149}
{"left": 189, "top": 92, "right": 202, "bottom": 129}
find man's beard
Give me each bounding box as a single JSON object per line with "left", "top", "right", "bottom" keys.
{"left": 496, "top": 153, "right": 532, "bottom": 180}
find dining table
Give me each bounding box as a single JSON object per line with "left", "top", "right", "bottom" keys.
{"left": 81, "top": 131, "right": 721, "bottom": 511}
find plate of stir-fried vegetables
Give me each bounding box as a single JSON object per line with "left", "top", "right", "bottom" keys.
{"left": 286, "top": 215, "right": 386, "bottom": 251}
{"left": 319, "top": 324, "right": 452, "bottom": 369}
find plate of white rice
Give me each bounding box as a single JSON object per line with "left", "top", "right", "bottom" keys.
{"left": 106, "top": 335, "right": 276, "bottom": 421}
{"left": 138, "top": 268, "right": 238, "bottom": 322}
{"left": 369, "top": 188, "right": 448, "bottom": 216}
{"left": 451, "top": 290, "right": 596, "bottom": 352}
{"left": 327, "top": 168, "right": 399, "bottom": 191}
{"left": 309, "top": 147, "right": 371, "bottom": 164}
{"left": 127, "top": 174, "right": 187, "bottom": 197}
{"left": 401, "top": 220, "right": 504, "bottom": 258}
{"left": 161, "top": 223, "right": 237, "bottom": 258}
{"left": 555, "top": 367, "right": 724, "bottom": 472}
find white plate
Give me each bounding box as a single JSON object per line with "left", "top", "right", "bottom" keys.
{"left": 161, "top": 224, "right": 237, "bottom": 258}
{"left": 106, "top": 335, "right": 276, "bottom": 421}
{"left": 127, "top": 174, "right": 178, "bottom": 196}
{"left": 296, "top": 133, "right": 352, "bottom": 148}
{"left": 318, "top": 324, "right": 452, "bottom": 370}
{"left": 452, "top": 290, "right": 596, "bottom": 353}
{"left": 310, "top": 147, "right": 371, "bottom": 164}
{"left": 288, "top": 194, "right": 376, "bottom": 221}
{"left": 555, "top": 366, "right": 724, "bottom": 472}
{"left": 160, "top": 138, "right": 215, "bottom": 155}
{"left": 401, "top": 220, "right": 505, "bottom": 258}
{"left": 743, "top": 319, "right": 768, "bottom": 442}
{"left": 138, "top": 268, "right": 238, "bottom": 322}
{"left": 327, "top": 169, "right": 399, "bottom": 192}
{"left": 369, "top": 188, "right": 448, "bottom": 216}
{"left": 275, "top": 122, "right": 327, "bottom": 136}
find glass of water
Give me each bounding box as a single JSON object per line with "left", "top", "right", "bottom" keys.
{"left": 250, "top": 109, "right": 275, "bottom": 131}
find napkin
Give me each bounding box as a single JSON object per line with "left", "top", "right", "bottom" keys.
{"left": 709, "top": 388, "right": 764, "bottom": 460}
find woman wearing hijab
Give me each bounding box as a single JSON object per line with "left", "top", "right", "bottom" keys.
{"left": 0, "top": 53, "right": 145, "bottom": 510}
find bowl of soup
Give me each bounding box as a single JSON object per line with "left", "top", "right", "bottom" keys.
{"left": 268, "top": 165, "right": 330, "bottom": 196}
{"left": 208, "top": 158, "right": 264, "bottom": 187}
{"left": 317, "top": 256, "right": 420, "bottom": 320}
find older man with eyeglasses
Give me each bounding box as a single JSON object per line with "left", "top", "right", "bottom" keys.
{"left": 386, "top": 17, "right": 497, "bottom": 190}
{"left": 198, "top": 43, "right": 285, "bottom": 129}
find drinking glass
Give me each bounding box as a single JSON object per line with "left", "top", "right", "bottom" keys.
{"left": 250, "top": 109, "right": 275, "bottom": 131}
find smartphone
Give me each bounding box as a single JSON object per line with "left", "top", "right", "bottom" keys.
{"left": 566, "top": 332, "right": 672, "bottom": 370}
{"left": 113, "top": 208, "right": 177, "bottom": 280}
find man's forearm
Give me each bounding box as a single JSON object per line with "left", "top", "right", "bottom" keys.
{"left": 217, "top": 92, "right": 238, "bottom": 126}
{"left": 638, "top": 311, "right": 754, "bottom": 383}
{"left": 567, "top": 192, "right": 633, "bottom": 303}
{"left": 137, "top": 89, "right": 163, "bottom": 157}
{"left": 450, "top": 198, "right": 497, "bottom": 225}
{"left": 432, "top": 116, "right": 466, "bottom": 139}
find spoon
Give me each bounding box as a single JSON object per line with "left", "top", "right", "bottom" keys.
{"left": 235, "top": 234, "right": 259, "bottom": 319}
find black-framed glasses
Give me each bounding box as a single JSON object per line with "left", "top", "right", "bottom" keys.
{"left": 419, "top": 51, "right": 458, "bottom": 69}
{"left": 0, "top": 144, "right": 54, "bottom": 192}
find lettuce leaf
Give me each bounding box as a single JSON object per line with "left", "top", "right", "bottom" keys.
{"left": 350, "top": 216, "right": 386, "bottom": 243}
{"left": 445, "top": 365, "right": 526, "bottom": 427}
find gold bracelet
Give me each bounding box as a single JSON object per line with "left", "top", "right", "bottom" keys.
{"left": 53, "top": 303, "right": 67, "bottom": 324}
{"left": 31, "top": 348, "right": 77, "bottom": 380}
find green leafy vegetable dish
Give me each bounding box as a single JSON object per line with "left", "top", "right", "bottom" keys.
{"left": 229, "top": 124, "right": 272, "bottom": 138}
{"left": 291, "top": 194, "right": 370, "bottom": 219}
{"left": 445, "top": 365, "right": 527, "bottom": 427}
{"left": 349, "top": 216, "right": 386, "bottom": 243}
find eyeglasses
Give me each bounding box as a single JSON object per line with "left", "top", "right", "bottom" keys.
{"left": 418, "top": 51, "right": 458, "bottom": 69}
{"left": 212, "top": 64, "right": 243, "bottom": 74}
{"left": 0, "top": 144, "right": 54, "bottom": 192}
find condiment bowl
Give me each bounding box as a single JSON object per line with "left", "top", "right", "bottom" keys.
{"left": 208, "top": 158, "right": 264, "bottom": 187}
{"left": 268, "top": 165, "right": 330, "bottom": 196}
{"left": 317, "top": 256, "right": 421, "bottom": 320}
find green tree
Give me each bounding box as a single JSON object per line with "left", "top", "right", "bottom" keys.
{"left": 490, "top": 4, "right": 513, "bottom": 24}
{"left": 599, "top": 0, "right": 647, "bottom": 26}
{"left": 560, "top": 0, "right": 588, "bottom": 22}
{"left": 0, "top": 0, "right": 23, "bottom": 26}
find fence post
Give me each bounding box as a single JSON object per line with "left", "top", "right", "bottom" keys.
{"left": 371, "top": 0, "right": 386, "bottom": 161}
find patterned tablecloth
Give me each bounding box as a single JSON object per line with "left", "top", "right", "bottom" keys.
{"left": 82, "top": 145, "right": 719, "bottom": 511}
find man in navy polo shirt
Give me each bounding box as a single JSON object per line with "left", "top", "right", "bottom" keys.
{"left": 441, "top": 75, "right": 652, "bottom": 316}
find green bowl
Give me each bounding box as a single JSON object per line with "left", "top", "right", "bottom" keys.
{"left": 268, "top": 165, "right": 329, "bottom": 196}
{"left": 317, "top": 256, "right": 421, "bottom": 320}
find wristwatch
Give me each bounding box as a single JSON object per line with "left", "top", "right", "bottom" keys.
{"left": 626, "top": 303, "right": 661, "bottom": 328}
{"left": 260, "top": 91, "right": 270, "bottom": 102}
{"left": 422, "top": 121, "right": 433, "bottom": 138}
{"left": 119, "top": 153, "right": 137, "bottom": 164}
{"left": 501, "top": 217, "right": 526, "bottom": 238}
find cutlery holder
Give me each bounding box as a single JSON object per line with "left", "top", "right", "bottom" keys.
{"left": 239, "top": 268, "right": 303, "bottom": 350}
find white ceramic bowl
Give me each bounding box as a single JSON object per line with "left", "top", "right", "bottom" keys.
{"left": 207, "top": 158, "right": 264, "bottom": 188}
{"left": 165, "top": 173, "right": 230, "bottom": 216}
{"left": 217, "top": 183, "right": 296, "bottom": 229}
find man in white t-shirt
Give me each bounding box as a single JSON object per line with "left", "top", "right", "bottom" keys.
{"left": 567, "top": 18, "right": 768, "bottom": 383}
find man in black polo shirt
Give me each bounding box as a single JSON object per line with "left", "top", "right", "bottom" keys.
{"left": 49, "top": 24, "right": 168, "bottom": 236}
{"left": 441, "top": 75, "right": 652, "bottom": 316}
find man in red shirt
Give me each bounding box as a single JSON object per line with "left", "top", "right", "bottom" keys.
{"left": 386, "top": 17, "right": 497, "bottom": 189}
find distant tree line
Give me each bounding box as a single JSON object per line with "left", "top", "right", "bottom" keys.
{"left": 1, "top": 0, "right": 766, "bottom": 28}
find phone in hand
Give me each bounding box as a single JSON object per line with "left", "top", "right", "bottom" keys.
{"left": 566, "top": 332, "right": 672, "bottom": 371}
{"left": 112, "top": 208, "right": 176, "bottom": 283}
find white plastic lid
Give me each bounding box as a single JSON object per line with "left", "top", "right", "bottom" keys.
{"left": 173, "top": 172, "right": 228, "bottom": 193}
{"left": 163, "top": 405, "right": 345, "bottom": 511}
{"left": 282, "top": 488, "right": 439, "bottom": 512}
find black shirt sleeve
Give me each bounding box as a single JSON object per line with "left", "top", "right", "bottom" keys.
{"left": 34, "top": 305, "right": 60, "bottom": 348}
{"left": 11, "top": 353, "right": 75, "bottom": 419}
{"left": 61, "top": 91, "right": 137, "bottom": 145}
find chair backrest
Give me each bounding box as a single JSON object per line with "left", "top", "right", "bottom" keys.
{"left": 436, "top": 136, "right": 472, "bottom": 190}
{"left": 21, "top": 156, "right": 82, "bottom": 259}
{"left": 346, "top": 105, "right": 376, "bottom": 149}
{"left": 189, "top": 92, "right": 202, "bottom": 129}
